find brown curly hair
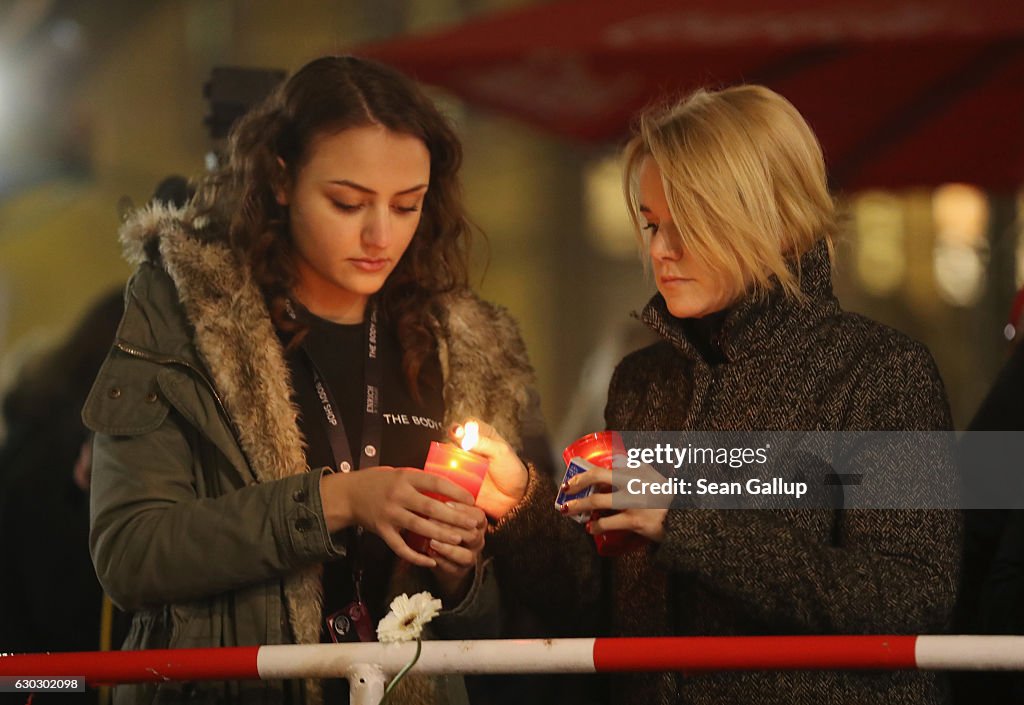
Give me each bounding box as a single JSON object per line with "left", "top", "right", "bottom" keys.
{"left": 192, "top": 55, "right": 473, "bottom": 398}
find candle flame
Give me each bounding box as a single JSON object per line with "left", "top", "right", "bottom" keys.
{"left": 460, "top": 421, "right": 480, "bottom": 452}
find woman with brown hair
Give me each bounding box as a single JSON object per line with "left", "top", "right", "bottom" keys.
{"left": 86, "top": 55, "right": 537, "bottom": 705}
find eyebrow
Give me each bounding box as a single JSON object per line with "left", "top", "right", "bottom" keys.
{"left": 328, "top": 179, "right": 428, "bottom": 195}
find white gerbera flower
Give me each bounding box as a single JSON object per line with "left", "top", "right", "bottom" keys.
{"left": 376, "top": 591, "right": 443, "bottom": 643}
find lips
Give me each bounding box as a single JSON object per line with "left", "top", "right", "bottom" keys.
{"left": 657, "top": 275, "right": 692, "bottom": 286}
{"left": 349, "top": 258, "right": 390, "bottom": 273}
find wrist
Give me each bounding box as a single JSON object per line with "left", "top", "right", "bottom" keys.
{"left": 320, "top": 470, "right": 353, "bottom": 533}
{"left": 486, "top": 494, "right": 519, "bottom": 520}
{"left": 496, "top": 455, "right": 528, "bottom": 503}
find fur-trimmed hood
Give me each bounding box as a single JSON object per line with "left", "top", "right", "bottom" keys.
{"left": 113, "top": 203, "right": 537, "bottom": 704}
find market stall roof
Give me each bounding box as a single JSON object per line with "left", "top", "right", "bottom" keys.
{"left": 356, "top": 0, "right": 1024, "bottom": 190}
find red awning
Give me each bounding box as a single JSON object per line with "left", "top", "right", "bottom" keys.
{"left": 355, "top": 0, "right": 1024, "bottom": 191}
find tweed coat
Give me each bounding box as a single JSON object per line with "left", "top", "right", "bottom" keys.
{"left": 491, "top": 241, "right": 962, "bottom": 705}
{"left": 85, "top": 204, "right": 540, "bottom": 705}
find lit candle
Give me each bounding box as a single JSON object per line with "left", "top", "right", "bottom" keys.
{"left": 561, "top": 431, "right": 646, "bottom": 557}
{"left": 406, "top": 421, "right": 490, "bottom": 554}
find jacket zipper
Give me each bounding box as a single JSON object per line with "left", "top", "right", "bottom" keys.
{"left": 113, "top": 340, "right": 235, "bottom": 435}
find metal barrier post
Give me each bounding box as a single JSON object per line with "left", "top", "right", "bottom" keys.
{"left": 345, "top": 664, "right": 386, "bottom": 705}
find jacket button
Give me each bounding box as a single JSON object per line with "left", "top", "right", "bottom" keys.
{"left": 145, "top": 392, "right": 158, "bottom": 403}
{"left": 295, "top": 517, "right": 312, "bottom": 532}
{"left": 292, "top": 489, "right": 307, "bottom": 503}
{"left": 108, "top": 387, "right": 122, "bottom": 399}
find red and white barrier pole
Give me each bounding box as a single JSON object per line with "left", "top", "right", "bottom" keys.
{"left": 4, "top": 636, "right": 1024, "bottom": 705}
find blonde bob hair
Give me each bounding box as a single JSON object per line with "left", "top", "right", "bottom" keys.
{"left": 623, "top": 84, "right": 836, "bottom": 302}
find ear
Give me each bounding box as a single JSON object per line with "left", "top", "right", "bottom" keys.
{"left": 273, "top": 157, "right": 291, "bottom": 206}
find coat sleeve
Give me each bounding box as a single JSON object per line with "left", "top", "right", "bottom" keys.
{"left": 485, "top": 463, "right": 603, "bottom": 632}
{"left": 89, "top": 410, "right": 342, "bottom": 611}
{"left": 387, "top": 556, "right": 503, "bottom": 640}
{"left": 649, "top": 341, "right": 962, "bottom": 634}
{"left": 441, "top": 296, "right": 603, "bottom": 632}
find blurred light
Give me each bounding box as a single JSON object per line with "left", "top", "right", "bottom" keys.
{"left": 932, "top": 183, "right": 988, "bottom": 307}
{"left": 0, "top": 65, "right": 11, "bottom": 136}
{"left": 583, "top": 152, "right": 636, "bottom": 259}
{"left": 853, "top": 191, "right": 905, "bottom": 296}
{"left": 933, "top": 184, "right": 988, "bottom": 247}
{"left": 933, "top": 242, "right": 986, "bottom": 306}
{"left": 1016, "top": 189, "right": 1024, "bottom": 288}
{"left": 49, "top": 18, "right": 83, "bottom": 53}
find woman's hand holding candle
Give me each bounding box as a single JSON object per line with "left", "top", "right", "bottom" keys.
{"left": 320, "top": 467, "right": 479, "bottom": 568}
{"left": 560, "top": 457, "right": 669, "bottom": 543}
{"left": 428, "top": 503, "right": 487, "bottom": 605}
{"left": 404, "top": 425, "right": 490, "bottom": 556}
{"left": 449, "top": 419, "right": 528, "bottom": 520}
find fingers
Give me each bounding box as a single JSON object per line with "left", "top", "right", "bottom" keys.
{"left": 588, "top": 509, "right": 653, "bottom": 535}
{"left": 561, "top": 489, "right": 613, "bottom": 515}
{"left": 434, "top": 504, "right": 486, "bottom": 547}
{"left": 587, "top": 508, "right": 667, "bottom": 543}
{"left": 449, "top": 418, "right": 513, "bottom": 462}
{"left": 400, "top": 510, "right": 466, "bottom": 545}
{"left": 381, "top": 510, "right": 482, "bottom": 570}
{"left": 562, "top": 460, "right": 616, "bottom": 492}
{"left": 449, "top": 417, "right": 499, "bottom": 442}
{"left": 465, "top": 435, "right": 507, "bottom": 461}
{"left": 586, "top": 511, "right": 634, "bottom": 535}
{"left": 425, "top": 492, "right": 484, "bottom": 586}
{"left": 414, "top": 472, "right": 477, "bottom": 507}
{"left": 379, "top": 526, "right": 437, "bottom": 568}
{"left": 447, "top": 425, "right": 510, "bottom": 464}
{"left": 561, "top": 457, "right": 668, "bottom": 500}
{"left": 429, "top": 538, "right": 477, "bottom": 570}
{"left": 429, "top": 515, "right": 484, "bottom": 579}
{"left": 399, "top": 471, "right": 479, "bottom": 520}
{"left": 341, "top": 468, "right": 487, "bottom": 566}
{"left": 446, "top": 503, "right": 487, "bottom": 532}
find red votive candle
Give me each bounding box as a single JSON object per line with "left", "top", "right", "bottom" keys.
{"left": 563, "top": 431, "right": 646, "bottom": 557}
{"left": 422, "top": 441, "right": 489, "bottom": 500}
{"left": 405, "top": 438, "right": 489, "bottom": 554}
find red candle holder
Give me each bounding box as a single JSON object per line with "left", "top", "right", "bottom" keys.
{"left": 563, "top": 431, "right": 646, "bottom": 557}
{"left": 405, "top": 440, "right": 489, "bottom": 554}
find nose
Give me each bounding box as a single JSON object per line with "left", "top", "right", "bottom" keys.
{"left": 649, "top": 222, "right": 682, "bottom": 261}
{"left": 361, "top": 206, "right": 392, "bottom": 250}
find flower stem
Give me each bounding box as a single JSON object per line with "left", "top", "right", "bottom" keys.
{"left": 378, "top": 638, "right": 422, "bottom": 705}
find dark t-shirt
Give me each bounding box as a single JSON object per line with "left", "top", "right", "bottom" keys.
{"left": 283, "top": 309, "right": 445, "bottom": 639}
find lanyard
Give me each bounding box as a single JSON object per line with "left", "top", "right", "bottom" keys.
{"left": 303, "top": 301, "right": 383, "bottom": 473}
{"left": 287, "top": 298, "right": 383, "bottom": 604}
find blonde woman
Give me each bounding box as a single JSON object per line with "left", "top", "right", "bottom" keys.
{"left": 487, "top": 86, "right": 961, "bottom": 704}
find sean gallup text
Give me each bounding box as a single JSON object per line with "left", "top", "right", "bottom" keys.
{"left": 627, "top": 476, "right": 808, "bottom": 499}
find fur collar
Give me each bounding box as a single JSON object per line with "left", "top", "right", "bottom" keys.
{"left": 119, "top": 203, "right": 536, "bottom": 703}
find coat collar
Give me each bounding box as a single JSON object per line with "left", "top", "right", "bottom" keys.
{"left": 641, "top": 239, "right": 840, "bottom": 365}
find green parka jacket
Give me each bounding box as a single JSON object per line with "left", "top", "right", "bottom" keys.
{"left": 84, "top": 204, "right": 542, "bottom": 705}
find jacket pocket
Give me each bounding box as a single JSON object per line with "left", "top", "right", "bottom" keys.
{"left": 83, "top": 351, "right": 169, "bottom": 436}
{"left": 168, "top": 602, "right": 219, "bottom": 648}
{"left": 155, "top": 368, "right": 252, "bottom": 485}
